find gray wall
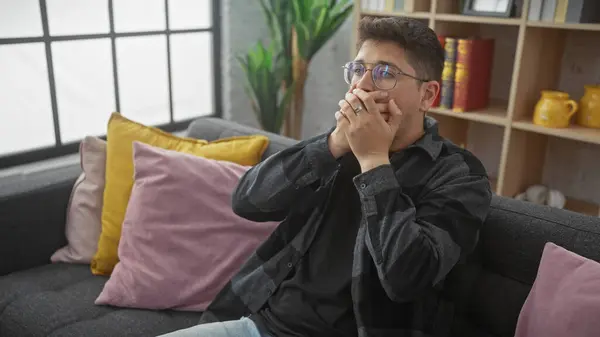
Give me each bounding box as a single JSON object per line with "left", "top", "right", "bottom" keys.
{"left": 221, "top": 0, "right": 352, "bottom": 139}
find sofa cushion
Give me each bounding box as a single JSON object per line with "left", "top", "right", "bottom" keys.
{"left": 92, "top": 113, "right": 270, "bottom": 276}
{"left": 51, "top": 136, "right": 107, "bottom": 264}
{"left": 446, "top": 196, "right": 600, "bottom": 337}
{"left": 0, "top": 263, "right": 201, "bottom": 337}
{"left": 95, "top": 142, "right": 278, "bottom": 311}
{"left": 186, "top": 117, "right": 298, "bottom": 158}
{"left": 515, "top": 242, "right": 600, "bottom": 337}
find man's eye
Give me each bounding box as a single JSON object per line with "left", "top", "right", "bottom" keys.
{"left": 381, "top": 71, "right": 393, "bottom": 78}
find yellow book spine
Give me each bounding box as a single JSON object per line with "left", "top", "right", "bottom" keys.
{"left": 554, "top": 0, "right": 569, "bottom": 23}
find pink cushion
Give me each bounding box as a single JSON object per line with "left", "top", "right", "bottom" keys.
{"left": 95, "top": 142, "right": 278, "bottom": 311}
{"left": 51, "top": 136, "right": 107, "bottom": 264}
{"left": 515, "top": 242, "right": 600, "bottom": 337}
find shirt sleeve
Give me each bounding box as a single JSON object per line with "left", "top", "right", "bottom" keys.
{"left": 232, "top": 128, "right": 341, "bottom": 222}
{"left": 352, "top": 154, "right": 492, "bottom": 302}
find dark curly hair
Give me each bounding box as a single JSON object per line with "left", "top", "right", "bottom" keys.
{"left": 357, "top": 16, "right": 444, "bottom": 82}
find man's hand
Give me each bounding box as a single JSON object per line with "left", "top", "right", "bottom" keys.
{"left": 328, "top": 113, "right": 350, "bottom": 159}
{"left": 330, "top": 90, "right": 391, "bottom": 159}
{"left": 339, "top": 88, "right": 403, "bottom": 172}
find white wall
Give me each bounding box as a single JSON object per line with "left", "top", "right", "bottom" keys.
{"left": 221, "top": 0, "right": 352, "bottom": 139}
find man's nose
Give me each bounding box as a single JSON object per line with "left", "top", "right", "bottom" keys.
{"left": 355, "top": 70, "right": 375, "bottom": 92}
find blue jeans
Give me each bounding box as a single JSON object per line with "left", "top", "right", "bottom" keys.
{"left": 157, "top": 317, "right": 271, "bottom": 337}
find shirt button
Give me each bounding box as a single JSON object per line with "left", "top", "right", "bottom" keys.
{"left": 287, "top": 262, "right": 293, "bottom": 268}
{"left": 360, "top": 183, "right": 366, "bottom": 189}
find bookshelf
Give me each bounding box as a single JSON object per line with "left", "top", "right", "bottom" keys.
{"left": 353, "top": 0, "right": 600, "bottom": 217}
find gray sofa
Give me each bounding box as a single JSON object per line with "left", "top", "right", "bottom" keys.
{"left": 1, "top": 117, "right": 599, "bottom": 337}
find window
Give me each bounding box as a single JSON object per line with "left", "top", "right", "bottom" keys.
{"left": 0, "top": 0, "right": 221, "bottom": 168}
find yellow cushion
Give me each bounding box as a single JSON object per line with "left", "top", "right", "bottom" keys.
{"left": 91, "top": 113, "right": 269, "bottom": 275}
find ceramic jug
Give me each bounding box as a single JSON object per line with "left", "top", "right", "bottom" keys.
{"left": 533, "top": 90, "right": 578, "bottom": 128}
{"left": 577, "top": 85, "right": 600, "bottom": 129}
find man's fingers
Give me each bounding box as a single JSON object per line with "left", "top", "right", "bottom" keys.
{"left": 335, "top": 110, "right": 349, "bottom": 124}
{"left": 376, "top": 103, "right": 388, "bottom": 112}
{"left": 350, "top": 89, "right": 374, "bottom": 115}
{"left": 338, "top": 99, "right": 358, "bottom": 123}
{"left": 388, "top": 99, "right": 404, "bottom": 129}
{"left": 344, "top": 92, "right": 366, "bottom": 115}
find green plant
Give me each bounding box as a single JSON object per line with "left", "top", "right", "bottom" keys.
{"left": 243, "top": 0, "right": 353, "bottom": 138}
{"left": 237, "top": 42, "right": 295, "bottom": 134}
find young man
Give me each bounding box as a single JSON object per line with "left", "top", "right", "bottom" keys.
{"left": 160, "top": 16, "right": 492, "bottom": 337}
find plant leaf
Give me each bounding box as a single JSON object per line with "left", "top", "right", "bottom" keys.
{"left": 294, "top": 22, "right": 310, "bottom": 59}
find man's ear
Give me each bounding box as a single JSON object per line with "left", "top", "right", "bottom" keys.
{"left": 420, "top": 81, "right": 440, "bottom": 111}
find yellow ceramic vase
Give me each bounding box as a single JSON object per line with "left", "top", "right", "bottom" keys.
{"left": 577, "top": 85, "right": 600, "bottom": 129}
{"left": 533, "top": 90, "right": 578, "bottom": 128}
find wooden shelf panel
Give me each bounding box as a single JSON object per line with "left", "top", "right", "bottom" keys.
{"left": 434, "top": 14, "right": 521, "bottom": 26}
{"left": 512, "top": 120, "right": 600, "bottom": 146}
{"left": 565, "top": 198, "right": 600, "bottom": 217}
{"left": 490, "top": 177, "right": 498, "bottom": 194}
{"left": 527, "top": 21, "right": 600, "bottom": 32}
{"left": 429, "top": 101, "right": 508, "bottom": 126}
{"left": 360, "top": 10, "right": 431, "bottom": 19}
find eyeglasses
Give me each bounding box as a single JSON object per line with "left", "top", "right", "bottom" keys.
{"left": 342, "top": 61, "right": 429, "bottom": 90}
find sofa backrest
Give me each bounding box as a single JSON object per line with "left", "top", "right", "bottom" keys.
{"left": 186, "top": 117, "right": 600, "bottom": 337}
{"left": 186, "top": 117, "right": 297, "bottom": 159}
{"left": 446, "top": 196, "right": 600, "bottom": 337}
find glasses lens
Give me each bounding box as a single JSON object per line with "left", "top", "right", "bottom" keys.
{"left": 372, "top": 64, "right": 397, "bottom": 90}
{"left": 344, "top": 62, "right": 365, "bottom": 85}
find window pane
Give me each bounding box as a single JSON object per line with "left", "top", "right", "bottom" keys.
{"left": 168, "top": 0, "right": 211, "bottom": 30}
{"left": 113, "top": 0, "right": 166, "bottom": 33}
{"left": 170, "top": 33, "right": 213, "bottom": 121}
{"left": 0, "top": 43, "right": 55, "bottom": 156}
{"left": 47, "top": 0, "right": 110, "bottom": 36}
{"left": 116, "top": 35, "right": 170, "bottom": 125}
{"left": 0, "top": 0, "right": 43, "bottom": 38}
{"left": 52, "top": 39, "right": 115, "bottom": 143}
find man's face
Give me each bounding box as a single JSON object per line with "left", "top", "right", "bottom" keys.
{"left": 349, "top": 39, "right": 438, "bottom": 125}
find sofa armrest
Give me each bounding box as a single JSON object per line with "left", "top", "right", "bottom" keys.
{"left": 0, "top": 163, "right": 81, "bottom": 276}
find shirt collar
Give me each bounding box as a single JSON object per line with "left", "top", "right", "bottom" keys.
{"left": 392, "top": 116, "right": 443, "bottom": 161}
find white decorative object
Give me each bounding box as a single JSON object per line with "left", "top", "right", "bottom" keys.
{"left": 515, "top": 192, "right": 527, "bottom": 201}
{"left": 547, "top": 189, "right": 567, "bottom": 209}
{"left": 514, "top": 185, "right": 567, "bottom": 209}
{"left": 526, "top": 185, "right": 549, "bottom": 205}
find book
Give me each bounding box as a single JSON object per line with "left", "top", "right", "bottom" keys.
{"left": 554, "top": 0, "right": 569, "bottom": 23}
{"left": 393, "top": 0, "right": 405, "bottom": 11}
{"left": 541, "top": 0, "right": 558, "bottom": 21}
{"left": 452, "top": 38, "right": 495, "bottom": 113}
{"left": 528, "top": 0, "right": 545, "bottom": 21}
{"left": 432, "top": 35, "right": 446, "bottom": 108}
{"left": 565, "top": 0, "right": 600, "bottom": 23}
{"left": 385, "top": 0, "right": 395, "bottom": 12}
{"left": 440, "top": 37, "right": 457, "bottom": 110}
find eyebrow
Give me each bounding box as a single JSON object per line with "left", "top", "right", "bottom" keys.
{"left": 354, "top": 59, "right": 402, "bottom": 70}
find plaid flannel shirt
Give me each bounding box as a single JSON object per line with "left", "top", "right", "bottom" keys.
{"left": 199, "top": 117, "right": 492, "bottom": 337}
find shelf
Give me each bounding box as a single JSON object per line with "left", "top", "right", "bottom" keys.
{"left": 511, "top": 120, "right": 600, "bottom": 146}
{"left": 434, "top": 14, "right": 521, "bottom": 26}
{"left": 527, "top": 21, "right": 600, "bottom": 32}
{"left": 565, "top": 198, "right": 600, "bottom": 217}
{"left": 360, "top": 10, "right": 431, "bottom": 19}
{"left": 490, "top": 177, "right": 498, "bottom": 194}
{"left": 428, "top": 101, "right": 508, "bottom": 126}
{"left": 352, "top": 3, "right": 600, "bottom": 219}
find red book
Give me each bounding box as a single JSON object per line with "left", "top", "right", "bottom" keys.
{"left": 452, "top": 38, "right": 495, "bottom": 112}
{"left": 432, "top": 35, "right": 446, "bottom": 108}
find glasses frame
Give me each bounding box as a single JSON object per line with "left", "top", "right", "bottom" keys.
{"left": 342, "top": 61, "right": 430, "bottom": 90}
